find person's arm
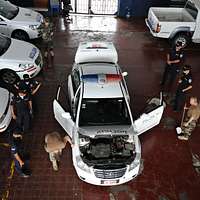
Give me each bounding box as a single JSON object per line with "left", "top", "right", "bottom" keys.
{"left": 182, "top": 85, "right": 192, "bottom": 92}
{"left": 31, "top": 83, "right": 41, "bottom": 95}
{"left": 29, "top": 100, "right": 33, "bottom": 115}
{"left": 14, "top": 153, "right": 24, "bottom": 167}
{"left": 64, "top": 135, "right": 74, "bottom": 147}
{"left": 10, "top": 105, "right": 16, "bottom": 120}
{"left": 169, "top": 58, "right": 180, "bottom": 64}
{"left": 184, "top": 116, "right": 194, "bottom": 126}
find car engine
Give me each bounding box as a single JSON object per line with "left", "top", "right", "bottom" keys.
{"left": 79, "top": 136, "right": 135, "bottom": 161}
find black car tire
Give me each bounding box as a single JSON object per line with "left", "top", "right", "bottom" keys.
{"left": 172, "top": 33, "right": 191, "bottom": 48}
{"left": 12, "top": 30, "right": 29, "bottom": 41}
{"left": 1, "top": 70, "right": 18, "bottom": 84}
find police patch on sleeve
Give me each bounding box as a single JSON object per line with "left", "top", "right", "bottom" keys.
{"left": 188, "top": 79, "right": 192, "bottom": 83}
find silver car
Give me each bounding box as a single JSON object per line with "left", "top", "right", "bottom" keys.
{"left": 0, "top": 87, "right": 12, "bottom": 133}
{"left": 53, "top": 42, "right": 165, "bottom": 186}
{"left": 0, "top": 0, "right": 44, "bottom": 40}
{"left": 0, "top": 34, "right": 43, "bottom": 84}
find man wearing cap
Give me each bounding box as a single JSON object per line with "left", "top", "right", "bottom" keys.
{"left": 160, "top": 41, "right": 184, "bottom": 91}
{"left": 15, "top": 74, "right": 42, "bottom": 96}
{"left": 44, "top": 132, "right": 73, "bottom": 171}
{"left": 178, "top": 97, "right": 200, "bottom": 140}
{"left": 10, "top": 88, "right": 32, "bottom": 133}
{"left": 15, "top": 74, "right": 41, "bottom": 113}
{"left": 11, "top": 129, "right": 31, "bottom": 177}
{"left": 173, "top": 65, "right": 192, "bottom": 111}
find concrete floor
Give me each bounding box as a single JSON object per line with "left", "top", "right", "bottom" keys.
{"left": 0, "top": 15, "right": 200, "bottom": 200}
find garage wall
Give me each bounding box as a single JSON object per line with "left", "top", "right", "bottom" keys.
{"left": 10, "top": 0, "right": 48, "bottom": 9}
{"left": 118, "top": 0, "right": 185, "bottom": 17}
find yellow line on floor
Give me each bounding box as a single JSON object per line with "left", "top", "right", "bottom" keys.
{"left": 1, "top": 161, "right": 15, "bottom": 200}
{"left": 0, "top": 143, "right": 10, "bottom": 148}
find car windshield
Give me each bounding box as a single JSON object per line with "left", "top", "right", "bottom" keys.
{"left": 0, "top": 1, "right": 19, "bottom": 20}
{"left": 185, "top": 1, "right": 198, "bottom": 19}
{"left": 0, "top": 35, "right": 11, "bottom": 56}
{"left": 79, "top": 98, "right": 131, "bottom": 126}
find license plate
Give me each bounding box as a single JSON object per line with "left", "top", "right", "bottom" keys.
{"left": 101, "top": 180, "right": 119, "bottom": 185}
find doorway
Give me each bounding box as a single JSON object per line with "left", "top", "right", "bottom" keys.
{"left": 70, "top": 0, "right": 118, "bottom": 15}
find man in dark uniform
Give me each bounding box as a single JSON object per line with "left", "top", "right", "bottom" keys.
{"left": 160, "top": 41, "right": 184, "bottom": 90}
{"left": 173, "top": 65, "right": 192, "bottom": 111}
{"left": 11, "top": 128, "right": 31, "bottom": 177}
{"left": 10, "top": 88, "right": 32, "bottom": 133}
{"left": 15, "top": 74, "right": 41, "bottom": 113}
{"left": 15, "top": 74, "right": 42, "bottom": 96}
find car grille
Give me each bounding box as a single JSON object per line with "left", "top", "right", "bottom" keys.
{"left": 94, "top": 167, "right": 127, "bottom": 179}
{"left": 35, "top": 53, "right": 42, "bottom": 66}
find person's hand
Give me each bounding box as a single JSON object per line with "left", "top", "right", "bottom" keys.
{"left": 167, "top": 61, "right": 171, "bottom": 65}
{"left": 183, "top": 122, "right": 189, "bottom": 127}
{"left": 30, "top": 110, "right": 33, "bottom": 118}
{"left": 71, "top": 143, "right": 74, "bottom": 148}
{"left": 19, "top": 161, "right": 24, "bottom": 167}
{"left": 184, "top": 105, "right": 188, "bottom": 110}
{"left": 12, "top": 114, "right": 17, "bottom": 120}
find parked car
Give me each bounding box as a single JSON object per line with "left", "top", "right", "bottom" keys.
{"left": 145, "top": 0, "right": 200, "bottom": 47}
{"left": 0, "top": 0, "right": 44, "bottom": 40}
{"left": 0, "top": 34, "right": 43, "bottom": 84}
{"left": 0, "top": 87, "right": 12, "bottom": 133}
{"left": 53, "top": 42, "right": 165, "bottom": 186}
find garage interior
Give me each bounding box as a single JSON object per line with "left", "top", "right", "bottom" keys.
{"left": 0, "top": 0, "right": 200, "bottom": 200}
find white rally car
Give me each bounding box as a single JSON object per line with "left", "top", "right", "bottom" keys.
{"left": 0, "top": 87, "right": 12, "bottom": 133}
{"left": 0, "top": 34, "right": 43, "bottom": 84}
{"left": 0, "top": 0, "right": 44, "bottom": 40}
{"left": 53, "top": 42, "right": 165, "bottom": 186}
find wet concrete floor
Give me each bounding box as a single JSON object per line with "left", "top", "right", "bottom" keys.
{"left": 0, "top": 15, "right": 200, "bottom": 200}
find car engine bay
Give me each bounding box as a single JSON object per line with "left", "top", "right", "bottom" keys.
{"left": 79, "top": 135, "right": 136, "bottom": 165}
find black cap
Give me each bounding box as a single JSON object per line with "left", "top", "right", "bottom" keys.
{"left": 183, "top": 65, "right": 191, "bottom": 71}
{"left": 23, "top": 74, "right": 29, "bottom": 80}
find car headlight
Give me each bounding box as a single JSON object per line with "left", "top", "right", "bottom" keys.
{"left": 29, "top": 25, "right": 38, "bottom": 30}
{"left": 76, "top": 156, "right": 91, "bottom": 173}
{"left": 19, "top": 64, "right": 34, "bottom": 70}
{"left": 129, "top": 153, "right": 141, "bottom": 171}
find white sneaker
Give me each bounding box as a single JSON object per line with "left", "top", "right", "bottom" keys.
{"left": 178, "top": 136, "right": 188, "bottom": 141}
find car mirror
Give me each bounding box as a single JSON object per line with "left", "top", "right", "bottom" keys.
{"left": 62, "top": 112, "right": 71, "bottom": 119}
{"left": 122, "top": 72, "right": 128, "bottom": 77}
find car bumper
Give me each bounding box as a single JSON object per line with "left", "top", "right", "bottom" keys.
{"left": 17, "top": 63, "right": 42, "bottom": 80}
{"left": 145, "top": 18, "right": 158, "bottom": 37}
{"left": 27, "top": 29, "right": 42, "bottom": 39}
{"left": 0, "top": 108, "right": 12, "bottom": 133}
{"left": 74, "top": 162, "right": 140, "bottom": 186}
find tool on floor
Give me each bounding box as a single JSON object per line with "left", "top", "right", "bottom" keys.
{"left": 176, "top": 104, "right": 186, "bottom": 135}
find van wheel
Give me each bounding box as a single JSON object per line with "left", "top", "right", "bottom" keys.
{"left": 12, "top": 30, "right": 29, "bottom": 41}
{"left": 1, "top": 70, "right": 18, "bottom": 84}
{"left": 172, "top": 34, "right": 191, "bottom": 48}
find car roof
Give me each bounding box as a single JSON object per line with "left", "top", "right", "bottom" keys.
{"left": 80, "top": 63, "right": 124, "bottom": 99}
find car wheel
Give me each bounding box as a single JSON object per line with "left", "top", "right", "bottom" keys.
{"left": 12, "top": 30, "right": 29, "bottom": 41}
{"left": 1, "top": 70, "right": 18, "bottom": 84}
{"left": 172, "top": 34, "right": 191, "bottom": 48}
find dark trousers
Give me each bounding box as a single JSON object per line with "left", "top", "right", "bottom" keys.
{"left": 16, "top": 112, "right": 31, "bottom": 133}
{"left": 161, "top": 64, "right": 178, "bottom": 88}
{"left": 173, "top": 88, "right": 186, "bottom": 111}
{"left": 14, "top": 159, "right": 31, "bottom": 176}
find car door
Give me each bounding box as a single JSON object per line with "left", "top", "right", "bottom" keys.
{"left": 133, "top": 95, "right": 165, "bottom": 135}
{"left": 0, "top": 17, "right": 8, "bottom": 36}
{"left": 53, "top": 86, "right": 75, "bottom": 138}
